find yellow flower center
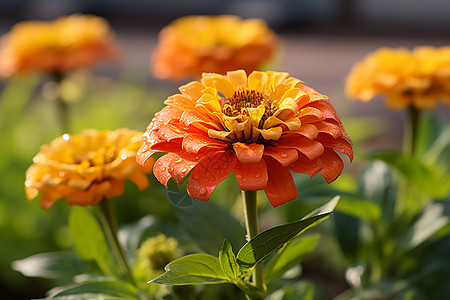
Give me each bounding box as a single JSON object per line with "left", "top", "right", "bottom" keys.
{"left": 222, "top": 89, "right": 278, "bottom": 127}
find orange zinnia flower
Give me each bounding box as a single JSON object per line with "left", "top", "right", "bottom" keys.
{"left": 25, "top": 129, "right": 153, "bottom": 210}
{"left": 137, "top": 70, "right": 352, "bottom": 207}
{"left": 346, "top": 46, "right": 450, "bottom": 110}
{"left": 0, "top": 14, "right": 118, "bottom": 77}
{"left": 151, "top": 15, "right": 279, "bottom": 81}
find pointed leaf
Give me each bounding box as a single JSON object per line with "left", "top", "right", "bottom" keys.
{"left": 236, "top": 213, "right": 331, "bottom": 278}
{"left": 397, "top": 202, "right": 449, "bottom": 253}
{"left": 367, "top": 151, "right": 450, "bottom": 198}
{"left": 150, "top": 254, "right": 230, "bottom": 285}
{"left": 69, "top": 207, "right": 115, "bottom": 275}
{"left": 46, "top": 280, "right": 140, "bottom": 299}
{"left": 219, "top": 239, "right": 240, "bottom": 281}
{"left": 303, "top": 195, "right": 340, "bottom": 218}
{"left": 11, "top": 252, "right": 91, "bottom": 280}
{"left": 264, "top": 235, "right": 320, "bottom": 283}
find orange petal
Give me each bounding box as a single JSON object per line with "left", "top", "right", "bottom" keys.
{"left": 319, "top": 148, "right": 344, "bottom": 183}
{"left": 276, "top": 135, "right": 324, "bottom": 160}
{"left": 233, "top": 142, "right": 264, "bottom": 164}
{"left": 182, "top": 133, "right": 226, "bottom": 154}
{"left": 179, "top": 81, "right": 205, "bottom": 101}
{"left": 164, "top": 94, "right": 195, "bottom": 110}
{"left": 288, "top": 152, "right": 322, "bottom": 177}
{"left": 227, "top": 70, "right": 248, "bottom": 89}
{"left": 264, "top": 146, "right": 298, "bottom": 167}
{"left": 297, "top": 107, "right": 325, "bottom": 124}
{"left": 129, "top": 172, "right": 149, "bottom": 190}
{"left": 168, "top": 155, "right": 199, "bottom": 184}
{"left": 180, "top": 109, "right": 221, "bottom": 131}
{"left": 317, "top": 133, "right": 353, "bottom": 161}
{"left": 263, "top": 157, "right": 298, "bottom": 207}
{"left": 153, "top": 153, "right": 178, "bottom": 187}
{"left": 157, "top": 123, "right": 187, "bottom": 141}
{"left": 315, "top": 122, "right": 343, "bottom": 139}
{"left": 187, "top": 151, "right": 236, "bottom": 201}
{"left": 234, "top": 159, "right": 268, "bottom": 191}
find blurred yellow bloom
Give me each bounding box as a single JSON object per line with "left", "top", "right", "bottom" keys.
{"left": 25, "top": 129, "right": 153, "bottom": 210}
{"left": 151, "top": 15, "right": 279, "bottom": 81}
{"left": 0, "top": 14, "right": 118, "bottom": 77}
{"left": 346, "top": 46, "right": 450, "bottom": 110}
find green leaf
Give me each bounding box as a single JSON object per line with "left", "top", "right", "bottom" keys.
{"left": 367, "top": 151, "right": 450, "bottom": 198}
{"left": 397, "top": 202, "right": 449, "bottom": 253}
{"left": 264, "top": 235, "right": 320, "bottom": 283}
{"left": 336, "top": 196, "right": 382, "bottom": 223}
{"left": 219, "top": 239, "right": 240, "bottom": 281}
{"left": 172, "top": 200, "right": 245, "bottom": 255}
{"left": 11, "top": 252, "right": 91, "bottom": 280}
{"left": 69, "top": 207, "right": 115, "bottom": 275}
{"left": 150, "top": 254, "right": 230, "bottom": 285}
{"left": 45, "top": 280, "right": 140, "bottom": 299}
{"left": 267, "top": 280, "right": 315, "bottom": 300}
{"left": 303, "top": 195, "right": 340, "bottom": 218}
{"left": 236, "top": 213, "right": 332, "bottom": 279}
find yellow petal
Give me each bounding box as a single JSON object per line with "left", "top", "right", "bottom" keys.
{"left": 247, "top": 104, "right": 266, "bottom": 128}
{"left": 227, "top": 70, "right": 248, "bottom": 89}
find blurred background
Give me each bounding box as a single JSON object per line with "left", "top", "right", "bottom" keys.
{"left": 0, "top": 0, "right": 449, "bottom": 299}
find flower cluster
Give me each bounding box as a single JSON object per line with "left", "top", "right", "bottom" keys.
{"left": 137, "top": 70, "right": 352, "bottom": 207}
{"left": 346, "top": 46, "right": 450, "bottom": 110}
{"left": 25, "top": 129, "right": 152, "bottom": 210}
{"left": 151, "top": 15, "right": 279, "bottom": 81}
{"left": 0, "top": 14, "right": 118, "bottom": 77}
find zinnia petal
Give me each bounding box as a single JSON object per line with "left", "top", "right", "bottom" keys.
{"left": 233, "top": 142, "right": 265, "bottom": 164}
{"left": 187, "top": 151, "right": 236, "bottom": 201}
{"left": 234, "top": 159, "right": 268, "bottom": 191}
{"left": 263, "top": 157, "right": 297, "bottom": 207}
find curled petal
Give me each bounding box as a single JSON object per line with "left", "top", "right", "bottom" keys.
{"left": 276, "top": 135, "right": 324, "bottom": 160}
{"left": 168, "top": 155, "right": 199, "bottom": 184}
{"left": 297, "top": 107, "right": 325, "bottom": 124}
{"left": 182, "top": 133, "right": 226, "bottom": 154}
{"left": 228, "top": 70, "right": 248, "bottom": 89}
{"left": 315, "top": 122, "right": 343, "bottom": 139}
{"left": 233, "top": 142, "right": 264, "bottom": 164}
{"left": 179, "top": 81, "right": 205, "bottom": 101}
{"left": 257, "top": 127, "right": 282, "bottom": 140}
{"left": 319, "top": 148, "right": 344, "bottom": 183}
{"left": 153, "top": 153, "right": 178, "bottom": 187}
{"left": 287, "top": 152, "right": 322, "bottom": 177}
{"left": 234, "top": 159, "right": 268, "bottom": 191}
{"left": 264, "top": 146, "right": 298, "bottom": 167}
{"left": 187, "top": 151, "right": 236, "bottom": 201}
{"left": 317, "top": 133, "right": 353, "bottom": 161}
{"left": 180, "top": 109, "right": 221, "bottom": 131}
{"left": 263, "top": 157, "right": 298, "bottom": 207}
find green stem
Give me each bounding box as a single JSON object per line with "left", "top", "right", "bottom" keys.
{"left": 99, "top": 198, "right": 134, "bottom": 283}
{"left": 404, "top": 105, "right": 421, "bottom": 156}
{"left": 395, "top": 105, "right": 422, "bottom": 217}
{"left": 52, "top": 72, "right": 69, "bottom": 133}
{"left": 242, "top": 190, "right": 265, "bottom": 299}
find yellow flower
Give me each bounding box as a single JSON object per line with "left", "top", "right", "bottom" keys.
{"left": 25, "top": 129, "right": 153, "bottom": 210}
{"left": 151, "top": 15, "right": 279, "bottom": 81}
{"left": 0, "top": 14, "right": 118, "bottom": 77}
{"left": 346, "top": 46, "right": 450, "bottom": 110}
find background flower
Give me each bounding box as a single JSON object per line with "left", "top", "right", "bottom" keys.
{"left": 0, "top": 14, "right": 118, "bottom": 77}
{"left": 346, "top": 46, "right": 450, "bottom": 110}
{"left": 25, "top": 129, "right": 153, "bottom": 209}
{"left": 151, "top": 15, "right": 279, "bottom": 81}
{"left": 138, "top": 70, "right": 352, "bottom": 207}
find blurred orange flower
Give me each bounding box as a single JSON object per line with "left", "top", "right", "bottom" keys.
{"left": 0, "top": 14, "right": 118, "bottom": 77}
{"left": 137, "top": 70, "right": 352, "bottom": 207}
{"left": 346, "top": 46, "right": 450, "bottom": 110}
{"left": 151, "top": 15, "right": 279, "bottom": 81}
{"left": 25, "top": 129, "right": 153, "bottom": 210}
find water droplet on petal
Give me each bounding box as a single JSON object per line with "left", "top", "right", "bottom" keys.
{"left": 63, "top": 134, "right": 70, "bottom": 141}
{"left": 199, "top": 187, "right": 208, "bottom": 195}
{"left": 25, "top": 180, "right": 32, "bottom": 187}
{"left": 59, "top": 171, "right": 65, "bottom": 177}
{"left": 180, "top": 168, "right": 187, "bottom": 173}
{"left": 175, "top": 158, "right": 183, "bottom": 163}
{"left": 33, "top": 157, "right": 40, "bottom": 163}
{"left": 255, "top": 173, "right": 261, "bottom": 178}
{"left": 120, "top": 154, "right": 127, "bottom": 160}
{"left": 280, "top": 152, "right": 288, "bottom": 159}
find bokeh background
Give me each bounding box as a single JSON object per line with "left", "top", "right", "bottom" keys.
{"left": 0, "top": 0, "right": 449, "bottom": 299}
